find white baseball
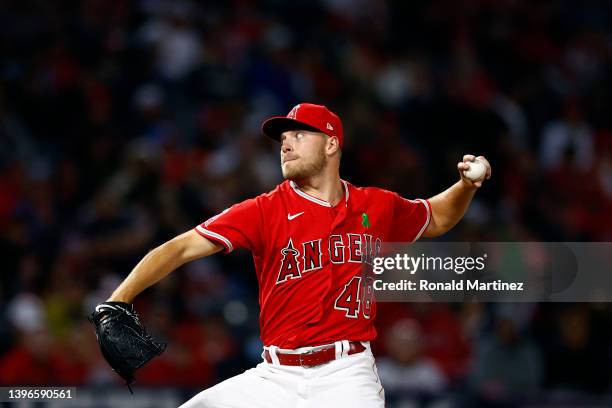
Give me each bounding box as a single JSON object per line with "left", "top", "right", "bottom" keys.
{"left": 463, "top": 159, "right": 486, "bottom": 181}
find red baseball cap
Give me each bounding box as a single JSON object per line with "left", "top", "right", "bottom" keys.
{"left": 262, "top": 103, "right": 344, "bottom": 148}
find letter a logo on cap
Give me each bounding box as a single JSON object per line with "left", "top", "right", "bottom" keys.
{"left": 326, "top": 122, "right": 334, "bottom": 130}
{"left": 287, "top": 104, "right": 300, "bottom": 119}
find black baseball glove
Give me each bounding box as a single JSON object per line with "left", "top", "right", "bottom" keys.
{"left": 89, "top": 301, "right": 166, "bottom": 391}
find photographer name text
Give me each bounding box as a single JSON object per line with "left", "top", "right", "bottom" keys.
{"left": 373, "top": 279, "right": 524, "bottom": 292}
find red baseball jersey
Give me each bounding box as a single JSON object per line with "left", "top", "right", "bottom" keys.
{"left": 194, "top": 180, "right": 431, "bottom": 349}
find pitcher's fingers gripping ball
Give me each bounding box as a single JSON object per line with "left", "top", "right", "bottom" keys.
{"left": 458, "top": 154, "right": 491, "bottom": 188}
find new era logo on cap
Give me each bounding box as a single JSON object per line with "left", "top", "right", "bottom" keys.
{"left": 262, "top": 103, "right": 344, "bottom": 148}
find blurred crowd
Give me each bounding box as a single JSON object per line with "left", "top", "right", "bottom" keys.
{"left": 1, "top": 0, "right": 612, "bottom": 405}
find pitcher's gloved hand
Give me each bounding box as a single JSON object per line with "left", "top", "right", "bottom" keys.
{"left": 89, "top": 302, "right": 166, "bottom": 391}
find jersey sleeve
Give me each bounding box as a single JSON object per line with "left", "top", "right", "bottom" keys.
{"left": 194, "top": 198, "right": 262, "bottom": 254}
{"left": 386, "top": 191, "right": 431, "bottom": 242}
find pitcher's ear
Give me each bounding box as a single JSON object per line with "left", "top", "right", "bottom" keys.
{"left": 327, "top": 136, "right": 341, "bottom": 154}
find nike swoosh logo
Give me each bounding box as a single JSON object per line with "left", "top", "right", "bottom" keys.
{"left": 287, "top": 212, "right": 305, "bottom": 220}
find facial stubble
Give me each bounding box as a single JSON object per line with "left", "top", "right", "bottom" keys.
{"left": 281, "top": 144, "right": 327, "bottom": 182}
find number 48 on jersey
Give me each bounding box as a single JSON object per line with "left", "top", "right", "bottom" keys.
{"left": 334, "top": 276, "right": 374, "bottom": 319}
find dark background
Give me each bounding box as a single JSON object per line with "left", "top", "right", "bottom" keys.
{"left": 1, "top": 0, "right": 611, "bottom": 406}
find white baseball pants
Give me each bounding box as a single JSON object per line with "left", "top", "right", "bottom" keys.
{"left": 179, "top": 341, "right": 385, "bottom": 408}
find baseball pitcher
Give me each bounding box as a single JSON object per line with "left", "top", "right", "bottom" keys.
{"left": 90, "top": 103, "right": 491, "bottom": 407}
